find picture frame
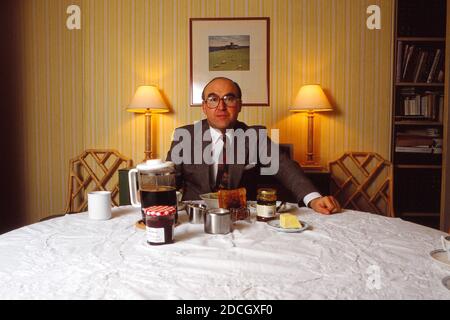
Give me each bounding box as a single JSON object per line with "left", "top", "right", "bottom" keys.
{"left": 189, "top": 17, "right": 270, "bottom": 106}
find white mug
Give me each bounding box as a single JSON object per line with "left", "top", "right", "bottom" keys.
{"left": 88, "top": 191, "right": 112, "bottom": 220}
{"left": 441, "top": 235, "right": 450, "bottom": 260}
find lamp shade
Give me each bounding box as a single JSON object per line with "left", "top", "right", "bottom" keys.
{"left": 289, "top": 84, "right": 332, "bottom": 112}
{"left": 126, "top": 85, "right": 169, "bottom": 113}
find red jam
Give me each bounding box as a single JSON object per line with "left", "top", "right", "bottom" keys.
{"left": 144, "top": 206, "right": 176, "bottom": 245}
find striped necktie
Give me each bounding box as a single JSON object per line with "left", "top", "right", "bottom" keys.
{"left": 214, "top": 134, "right": 229, "bottom": 191}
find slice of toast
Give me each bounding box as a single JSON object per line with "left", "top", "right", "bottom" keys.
{"left": 218, "top": 188, "right": 247, "bottom": 209}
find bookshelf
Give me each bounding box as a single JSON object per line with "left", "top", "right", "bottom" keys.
{"left": 391, "top": 0, "right": 449, "bottom": 230}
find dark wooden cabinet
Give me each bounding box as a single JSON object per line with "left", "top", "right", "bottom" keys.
{"left": 391, "top": 0, "right": 449, "bottom": 230}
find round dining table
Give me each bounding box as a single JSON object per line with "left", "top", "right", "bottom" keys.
{"left": 0, "top": 204, "right": 449, "bottom": 300}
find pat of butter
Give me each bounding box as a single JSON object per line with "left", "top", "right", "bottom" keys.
{"left": 280, "top": 213, "right": 302, "bottom": 229}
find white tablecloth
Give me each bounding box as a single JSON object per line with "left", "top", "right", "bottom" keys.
{"left": 0, "top": 205, "right": 449, "bottom": 300}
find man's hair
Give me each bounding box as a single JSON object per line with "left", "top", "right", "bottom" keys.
{"left": 201, "top": 77, "right": 242, "bottom": 101}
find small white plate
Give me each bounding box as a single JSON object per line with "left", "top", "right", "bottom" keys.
{"left": 267, "top": 219, "right": 310, "bottom": 233}
{"left": 430, "top": 249, "right": 450, "bottom": 268}
{"left": 248, "top": 201, "right": 296, "bottom": 213}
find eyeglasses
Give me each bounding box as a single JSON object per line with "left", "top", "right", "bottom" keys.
{"left": 204, "top": 94, "right": 240, "bottom": 109}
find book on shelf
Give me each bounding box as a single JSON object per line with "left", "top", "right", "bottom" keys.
{"left": 438, "top": 93, "right": 444, "bottom": 121}
{"left": 436, "top": 53, "right": 445, "bottom": 82}
{"left": 402, "top": 43, "right": 409, "bottom": 73}
{"left": 397, "top": 43, "right": 445, "bottom": 83}
{"left": 396, "top": 135, "right": 436, "bottom": 147}
{"left": 396, "top": 41, "right": 404, "bottom": 82}
{"left": 413, "top": 50, "right": 428, "bottom": 83}
{"left": 426, "top": 49, "right": 442, "bottom": 83}
{"left": 395, "top": 146, "right": 442, "bottom": 154}
{"left": 396, "top": 133, "right": 442, "bottom": 148}
{"left": 400, "top": 91, "right": 444, "bottom": 121}
{"left": 401, "top": 44, "right": 416, "bottom": 81}
{"left": 437, "top": 70, "right": 444, "bottom": 83}
{"left": 395, "top": 115, "right": 427, "bottom": 121}
{"left": 397, "top": 128, "right": 441, "bottom": 137}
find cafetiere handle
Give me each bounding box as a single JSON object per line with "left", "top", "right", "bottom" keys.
{"left": 128, "top": 169, "right": 141, "bottom": 208}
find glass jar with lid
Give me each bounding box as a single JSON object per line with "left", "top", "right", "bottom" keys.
{"left": 256, "top": 188, "right": 277, "bottom": 222}
{"left": 144, "top": 205, "right": 176, "bottom": 245}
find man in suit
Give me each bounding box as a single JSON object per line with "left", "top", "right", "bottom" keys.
{"left": 167, "top": 77, "right": 341, "bottom": 214}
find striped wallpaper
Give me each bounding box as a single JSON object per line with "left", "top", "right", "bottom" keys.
{"left": 18, "top": 0, "right": 394, "bottom": 222}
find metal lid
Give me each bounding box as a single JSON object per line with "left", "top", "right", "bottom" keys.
{"left": 257, "top": 188, "right": 277, "bottom": 195}
{"left": 143, "top": 205, "right": 176, "bottom": 216}
{"left": 207, "top": 208, "right": 230, "bottom": 216}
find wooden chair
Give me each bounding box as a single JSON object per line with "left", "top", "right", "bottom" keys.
{"left": 64, "top": 149, "right": 133, "bottom": 213}
{"left": 328, "top": 152, "right": 394, "bottom": 217}
{"left": 40, "top": 149, "right": 132, "bottom": 221}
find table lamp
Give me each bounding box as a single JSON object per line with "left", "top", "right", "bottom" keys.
{"left": 127, "top": 85, "right": 169, "bottom": 161}
{"left": 289, "top": 84, "right": 332, "bottom": 170}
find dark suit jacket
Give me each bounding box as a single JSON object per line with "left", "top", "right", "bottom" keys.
{"left": 166, "top": 119, "right": 318, "bottom": 205}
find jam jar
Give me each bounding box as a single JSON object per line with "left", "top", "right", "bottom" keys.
{"left": 256, "top": 188, "right": 277, "bottom": 222}
{"left": 144, "top": 205, "right": 176, "bottom": 245}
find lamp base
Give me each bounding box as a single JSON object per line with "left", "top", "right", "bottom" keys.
{"left": 142, "top": 154, "right": 153, "bottom": 163}
{"left": 300, "top": 161, "right": 323, "bottom": 171}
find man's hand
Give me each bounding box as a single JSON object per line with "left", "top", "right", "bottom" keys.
{"left": 309, "top": 196, "right": 341, "bottom": 215}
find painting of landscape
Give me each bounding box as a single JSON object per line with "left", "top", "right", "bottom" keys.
{"left": 209, "top": 35, "right": 250, "bottom": 71}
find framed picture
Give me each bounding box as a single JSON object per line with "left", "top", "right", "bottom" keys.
{"left": 189, "top": 17, "right": 270, "bottom": 106}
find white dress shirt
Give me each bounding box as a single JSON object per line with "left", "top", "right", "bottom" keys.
{"left": 208, "top": 126, "right": 321, "bottom": 207}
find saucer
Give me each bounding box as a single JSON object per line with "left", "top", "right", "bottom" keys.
{"left": 267, "top": 219, "right": 310, "bottom": 233}
{"left": 429, "top": 249, "right": 450, "bottom": 268}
